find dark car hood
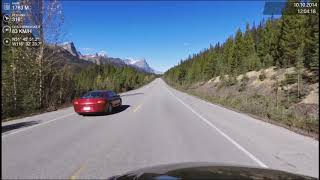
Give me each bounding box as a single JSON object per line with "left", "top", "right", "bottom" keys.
{"left": 109, "top": 162, "right": 317, "bottom": 180}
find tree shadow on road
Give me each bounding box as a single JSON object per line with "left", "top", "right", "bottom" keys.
{"left": 2, "top": 121, "right": 39, "bottom": 133}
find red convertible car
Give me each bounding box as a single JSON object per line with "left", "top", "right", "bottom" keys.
{"left": 73, "top": 90, "right": 122, "bottom": 115}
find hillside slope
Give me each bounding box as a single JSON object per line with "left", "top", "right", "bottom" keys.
{"left": 165, "top": 67, "right": 318, "bottom": 138}
{"left": 163, "top": 4, "right": 318, "bottom": 137}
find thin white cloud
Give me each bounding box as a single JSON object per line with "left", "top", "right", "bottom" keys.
{"left": 97, "top": 50, "right": 107, "bottom": 57}
{"left": 80, "top": 47, "right": 95, "bottom": 51}
{"left": 183, "top": 42, "right": 190, "bottom": 46}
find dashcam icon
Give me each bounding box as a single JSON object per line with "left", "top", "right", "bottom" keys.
{"left": 3, "top": 38, "right": 11, "bottom": 46}
{"left": 3, "top": 14, "right": 10, "bottom": 22}
{"left": 3, "top": 3, "right": 10, "bottom": 11}
{"left": 2, "top": 25, "right": 11, "bottom": 33}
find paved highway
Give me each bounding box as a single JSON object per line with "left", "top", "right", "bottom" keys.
{"left": 2, "top": 78, "right": 319, "bottom": 179}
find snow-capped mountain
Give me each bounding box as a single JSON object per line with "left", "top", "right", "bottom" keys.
{"left": 97, "top": 51, "right": 107, "bottom": 58}
{"left": 124, "top": 58, "right": 155, "bottom": 73}
{"left": 61, "top": 42, "right": 79, "bottom": 58}
{"left": 80, "top": 53, "right": 125, "bottom": 66}
{"left": 58, "top": 42, "right": 159, "bottom": 73}
{"left": 123, "top": 58, "right": 137, "bottom": 65}
{"left": 80, "top": 53, "right": 100, "bottom": 61}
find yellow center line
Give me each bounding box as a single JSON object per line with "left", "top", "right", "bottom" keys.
{"left": 69, "top": 164, "right": 86, "bottom": 180}
{"left": 133, "top": 104, "right": 142, "bottom": 112}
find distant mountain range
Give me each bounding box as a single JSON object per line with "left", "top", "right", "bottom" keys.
{"left": 123, "top": 58, "right": 155, "bottom": 74}
{"left": 60, "top": 42, "right": 161, "bottom": 74}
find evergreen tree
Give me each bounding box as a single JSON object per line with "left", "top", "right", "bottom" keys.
{"left": 233, "top": 29, "right": 245, "bottom": 74}
{"left": 263, "top": 53, "right": 274, "bottom": 67}
{"left": 164, "top": 0, "right": 318, "bottom": 95}
{"left": 295, "top": 44, "right": 305, "bottom": 99}
{"left": 243, "top": 23, "right": 256, "bottom": 58}
{"left": 222, "top": 37, "right": 235, "bottom": 75}
{"left": 278, "top": 0, "right": 307, "bottom": 67}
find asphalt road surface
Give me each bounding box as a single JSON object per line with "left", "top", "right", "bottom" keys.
{"left": 2, "top": 78, "right": 319, "bottom": 179}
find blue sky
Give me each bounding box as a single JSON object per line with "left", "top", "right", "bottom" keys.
{"left": 61, "top": 1, "right": 270, "bottom": 72}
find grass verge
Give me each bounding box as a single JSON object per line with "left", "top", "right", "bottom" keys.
{"left": 164, "top": 78, "right": 319, "bottom": 140}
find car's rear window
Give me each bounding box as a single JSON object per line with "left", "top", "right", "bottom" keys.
{"left": 81, "top": 91, "right": 104, "bottom": 99}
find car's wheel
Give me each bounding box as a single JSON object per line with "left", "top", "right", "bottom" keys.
{"left": 106, "top": 103, "right": 113, "bottom": 114}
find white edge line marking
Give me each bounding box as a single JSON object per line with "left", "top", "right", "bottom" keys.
{"left": 165, "top": 86, "right": 268, "bottom": 168}
{"left": 2, "top": 112, "right": 75, "bottom": 138}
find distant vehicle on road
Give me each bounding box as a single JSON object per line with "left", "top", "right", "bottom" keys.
{"left": 73, "top": 90, "right": 122, "bottom": 115}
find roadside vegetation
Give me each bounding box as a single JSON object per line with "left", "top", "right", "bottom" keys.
{"left": 2, "top": 49, "right": 156, "bottom": 121}
{"left": 1, "top": 1, "right": 156, "bottom": 120}
{"left": 164, "top": 0, "right": 319, "bottom": 137}
{"left": 74, "top": 64, "right": 156, "bottom": 100}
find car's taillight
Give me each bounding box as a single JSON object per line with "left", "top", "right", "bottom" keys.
{"left": 74, "top": 101, "right": 78, "bottom": 105}
{"left": 97, "top": 100, "right": 105, "bottom": 104}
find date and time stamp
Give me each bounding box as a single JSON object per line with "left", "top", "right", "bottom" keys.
{"left": 264, "top": 1, "right": 318, "bottom": 15}
{"left": 293, "top": 2, "right": 318, "bottom": 14}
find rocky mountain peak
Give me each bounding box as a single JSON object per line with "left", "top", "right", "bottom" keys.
{"left": 61, "top": 42, "right": 79, "bottom": 58}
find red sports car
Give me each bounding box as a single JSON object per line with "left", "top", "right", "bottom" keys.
{"left": 73, "top": 90, "right": 122, "bottom": 115}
